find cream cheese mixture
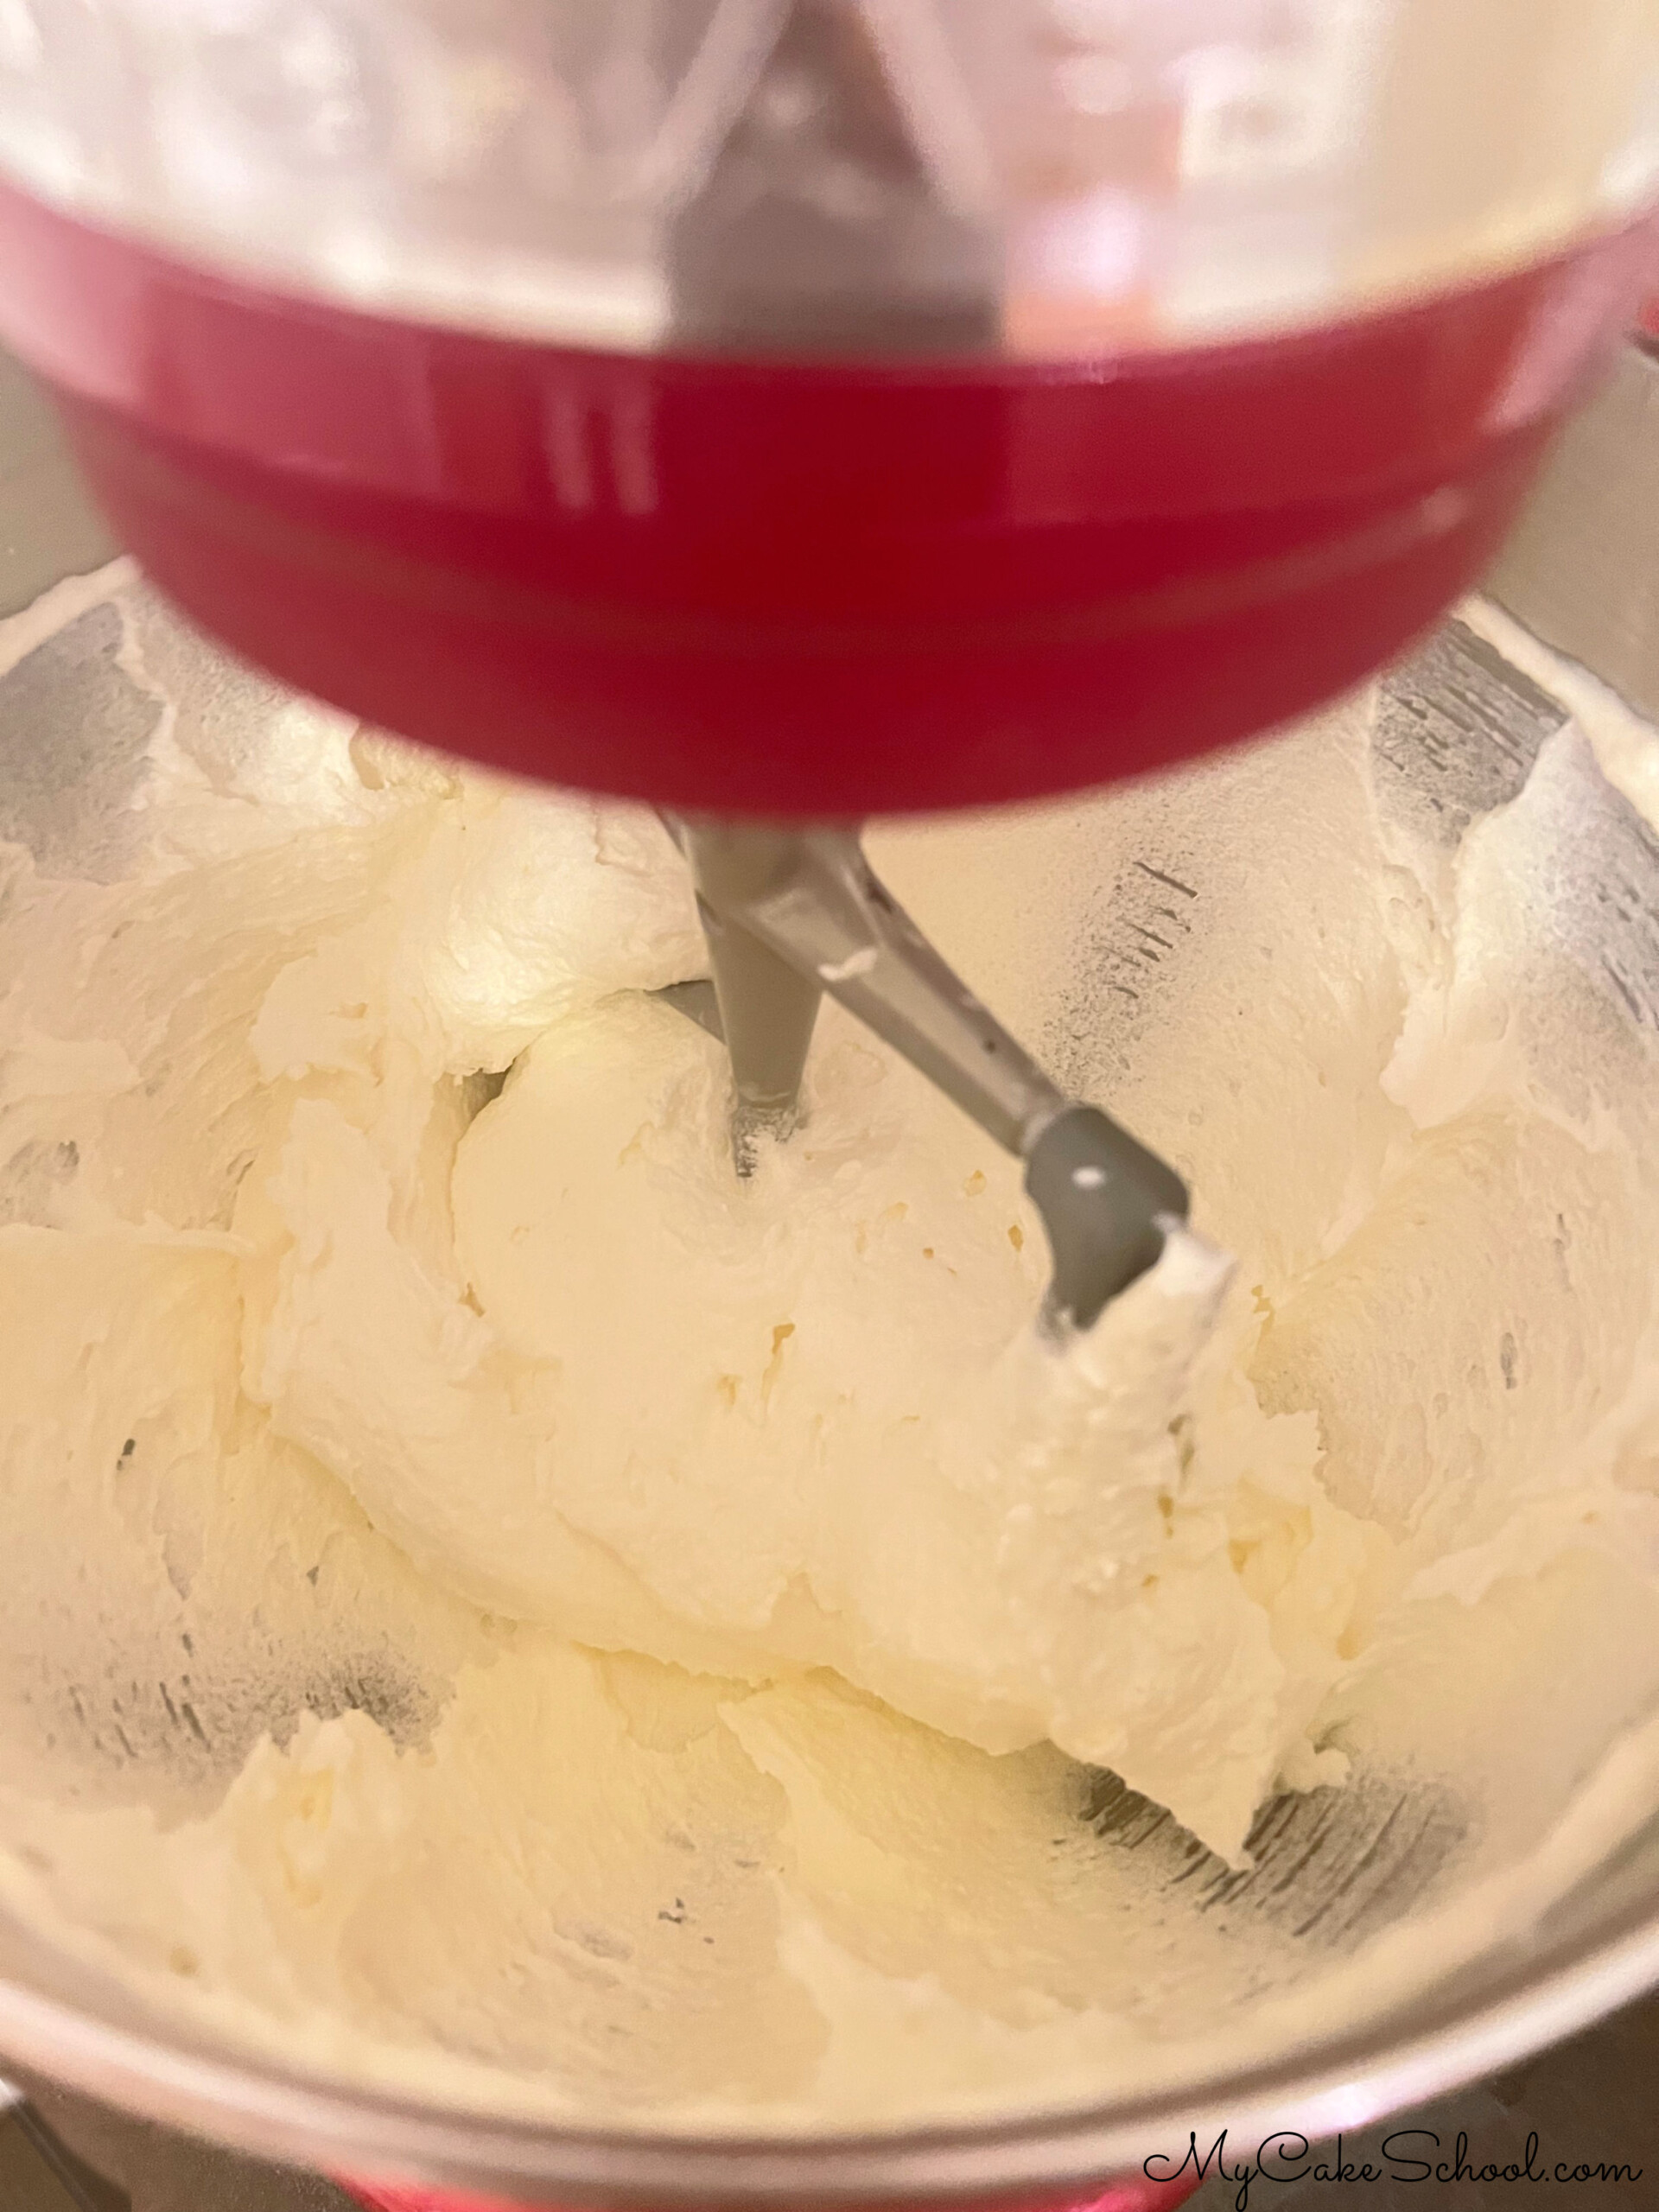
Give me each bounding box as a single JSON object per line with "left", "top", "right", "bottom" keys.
{"left": 3, "top": 569, "right": 1659, "bottom": 2127}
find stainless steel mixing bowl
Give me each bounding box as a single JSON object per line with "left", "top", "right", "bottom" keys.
{"left": 1, "top": 340, "right": 1659, "bottom": 2209}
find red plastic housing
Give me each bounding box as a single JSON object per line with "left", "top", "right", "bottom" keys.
{"left": 340, "top": 2177, "right": 1203, "bottom": 2212}
{"left": 0, "top": 180, "right": 1654, "bottom": 816}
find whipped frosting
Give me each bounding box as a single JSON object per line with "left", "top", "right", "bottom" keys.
{"left": 2, "top": 566, "right": 1659, "bottom": 2130}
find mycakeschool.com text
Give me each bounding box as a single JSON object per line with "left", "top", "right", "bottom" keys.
{"left": 1142, "top": 2126, "right": 1643, "bottom": 2208}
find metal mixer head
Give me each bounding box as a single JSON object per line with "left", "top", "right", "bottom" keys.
{"left": 665, "top": 817, "right": 1187, "bottom": 1330}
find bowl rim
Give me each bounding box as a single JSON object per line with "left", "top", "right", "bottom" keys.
{"left": 3, "top": 1880, "right": 1659, "bottom": 2203}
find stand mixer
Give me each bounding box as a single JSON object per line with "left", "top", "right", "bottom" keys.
{"left": 2, "top": 8, "right": 1659, "bottom": 2212}
{"left": 0, "top": 0, "right": 1656, "bottom": 1330}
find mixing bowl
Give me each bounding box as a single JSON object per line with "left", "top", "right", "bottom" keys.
{"left": 3, "top": 340, "right": 1659, "bottom": 2210}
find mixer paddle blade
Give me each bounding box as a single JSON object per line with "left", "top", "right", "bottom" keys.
{"left": 666, "top": 817, "right": 1189, "bottom": 1327}
{"left": 697, "top": 899, "right": 822, "bottom": 1174}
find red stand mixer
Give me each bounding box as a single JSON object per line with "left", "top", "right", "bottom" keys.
{"left": 0, "top": 2, "right": 1656, "bottom": 2207}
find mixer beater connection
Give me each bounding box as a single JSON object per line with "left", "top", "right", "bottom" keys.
{"left": 666, "top": 817, "right": 1188, "bottom": 1329}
